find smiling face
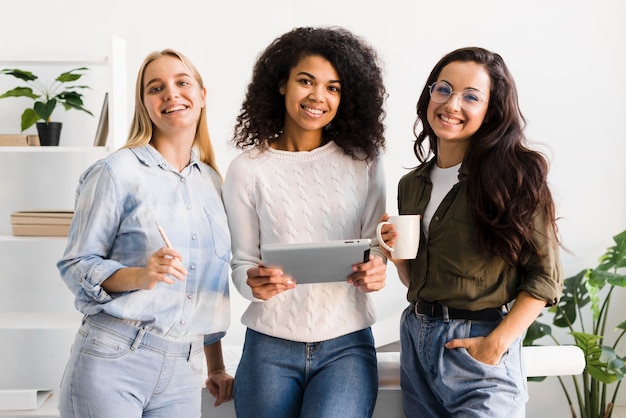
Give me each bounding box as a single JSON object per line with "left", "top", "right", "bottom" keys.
{"left": 142, "top": 55, "right": 206, "bottom": 137}
{"left": 427, "top": 61, "right": 490, "bottom": 148}
{"left": 279, "top": 54, "right": 341, "bottom": 145}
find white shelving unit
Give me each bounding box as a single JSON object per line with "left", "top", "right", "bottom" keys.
{"left": 0, "top": 36, "right": 125, "bottom": 416}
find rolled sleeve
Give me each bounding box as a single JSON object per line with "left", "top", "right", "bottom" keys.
{"left": 204, "top": 331, "right": 226, "bottom": 346}
{"left": 58, "top": 159, "right": 124, "bottom": 310}
{"left": 517, "top": 214, "right": 564, "bottom": 306}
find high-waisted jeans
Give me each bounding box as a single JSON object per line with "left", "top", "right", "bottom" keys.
{"left": 58, "top": 313, "right": 205, "bottom": 418}
{"left": 234, "top": 327, "right": 378, "bottom": 418}
{"left": 400, "top": 305, "right": 527, "bottom": 418}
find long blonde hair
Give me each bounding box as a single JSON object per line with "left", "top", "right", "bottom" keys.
{"left": 123, "top": 49, "right": 221, "bottom": 178}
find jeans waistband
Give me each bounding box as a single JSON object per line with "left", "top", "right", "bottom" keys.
{"left": 413, "top": 301, "right": 504, "bottom": 322}
{"left": 84, "top": 312, "right": 203, "bottom": 358}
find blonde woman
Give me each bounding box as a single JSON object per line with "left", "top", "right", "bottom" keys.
{"left": 57, "top": 49, "right": 233, "bottom": 417}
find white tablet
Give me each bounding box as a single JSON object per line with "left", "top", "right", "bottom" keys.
{"left": 260, "top": 239, "right": 372, "bottom": 284}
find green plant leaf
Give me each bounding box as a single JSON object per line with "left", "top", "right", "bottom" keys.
{"left": 55, "top": 67, "right": 89, "bottom": 83}
{"left": 589, "top": 269, "right": 626, "bottom": 288}
{"left": 598, "top": 230, "right": 626, "bottom": 271}
{"left": 572, "top": 332, "right": 622, "bottom": 384}
{"left": 1, "top": 68, "right": 38, "bottom": 82}
{"left": 523, "top": 320, "right": 552, "bottom": 345}
{"left": 20, "top": 108, "right": 40, "bottom": 131}
{"left": 34, "top": 99, "right": 57, "bottom": 123}
{"left": 553, "top": 269, "right": 589, "bottom": 328}
{"left": 56, "top": 91, "right": 93, "bottom": 115}
{"left": 0, "top": 86, "right": 39, "bottom": 100}
{"left": 607, "top": 274, "right": 626, "bottom": 288}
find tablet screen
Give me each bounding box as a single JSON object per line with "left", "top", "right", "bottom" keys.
{"left": 260, "top": 239, "right": 371, "bottom": 284}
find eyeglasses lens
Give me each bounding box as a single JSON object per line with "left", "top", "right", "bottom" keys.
{"left": 429, "top": 81, "right": 484, "bottom": 110}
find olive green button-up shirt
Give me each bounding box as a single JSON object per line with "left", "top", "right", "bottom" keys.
{"left": 397, "top": 158, "right": 563, "bottom": 311}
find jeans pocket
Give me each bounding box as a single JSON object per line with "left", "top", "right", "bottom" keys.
{"left": 81, "top": 329, "right": 131, "bottom": 359}
{"left": 188, "top": 346, "right": 205, "bottom": 375}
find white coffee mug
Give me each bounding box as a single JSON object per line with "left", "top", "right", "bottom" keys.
{"left": 376, "top": 215, "right": 421, "bottom": 259}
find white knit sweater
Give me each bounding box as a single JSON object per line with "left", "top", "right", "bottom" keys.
{"left": 223, "top": 141, "right": 386, "bottom": 342}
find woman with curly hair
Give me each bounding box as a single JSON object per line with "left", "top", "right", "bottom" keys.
{"left": 379, "top": 47, "right": 563, "bottom": 417}
{"left": 223, "top": 26, "right": 387, "bottom": 418}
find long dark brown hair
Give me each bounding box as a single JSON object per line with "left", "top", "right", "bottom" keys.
{"left": 413, "top": 47, "right": 559, "bottom": 265}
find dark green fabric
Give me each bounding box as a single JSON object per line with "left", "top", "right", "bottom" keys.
{"left": 397, "top": 158, "right": 563, "bottom": 311}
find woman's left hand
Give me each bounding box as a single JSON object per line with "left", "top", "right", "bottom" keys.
{"left": 348, "top": 255, "right": 386, "bottom": 292}
{"left": 205, "top": 369, "right": 234, "bottom": 407}
{"left": 444, "top": 336, "right": 504, "bottom": 366}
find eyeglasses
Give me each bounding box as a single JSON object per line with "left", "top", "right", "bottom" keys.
{"left": 428, "top": 81, "right": 488, "bottom": 110}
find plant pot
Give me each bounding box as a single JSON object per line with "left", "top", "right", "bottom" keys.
{"left": 36, "top": 122, "right": 62, "bottom": 146}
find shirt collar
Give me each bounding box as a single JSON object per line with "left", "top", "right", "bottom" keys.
{"left": 130, "top": 144, "right": 201, "bottom": 173}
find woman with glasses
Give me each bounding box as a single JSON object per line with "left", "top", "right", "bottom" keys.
{"left": 378, "top": 47, "right": 563, "bottom": 417}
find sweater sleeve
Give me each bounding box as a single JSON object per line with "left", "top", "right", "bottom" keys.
{"left": 223, "top": 154, "right": 264, "bottom": 302}
{"left": 361, "top": 156, "right": 386, "bottom": 260}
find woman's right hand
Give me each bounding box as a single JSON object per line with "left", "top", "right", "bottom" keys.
{"left": 378, "top": 213, "right": 407, "bottom": 265}
{"left": 246, "top": 264, "right": 296, "bottom": 300}
{"left": 102, "top": 247, "right": 188, "bottom": 293}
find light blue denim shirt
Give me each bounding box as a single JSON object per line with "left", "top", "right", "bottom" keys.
{"left": 58, "top": 144, "right": 231, "bottom": 345}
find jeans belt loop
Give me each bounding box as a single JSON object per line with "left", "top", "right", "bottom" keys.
{"left": 188, "top": 339, "right": 202, "bottom": 362}
{"left": 442, "top": 305, "right": 450, "bottom": 323}
{"left": 130, "top": 328, "right": 147, "bottom": 351}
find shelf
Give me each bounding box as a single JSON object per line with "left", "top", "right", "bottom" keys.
{"left": 0, "top": 56, "right": 108, "bottom": 65}
{"left": 0, "top": 146, "right": 110, "bottom": 153}
{"left": 0, "top": 235, "right": 67, "bottom": 243}
{"left": 0, "top": 34, "right": 126, "bottom": 402}
{"left": 0, "top": 391, "right": 59, "bottom": 417}
{"left": 0, "top": 313, "right": 82, "bottom": 330}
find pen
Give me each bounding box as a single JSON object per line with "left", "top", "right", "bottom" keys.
{"left": 156, "top": 222, "right": 173, "bottom": 249}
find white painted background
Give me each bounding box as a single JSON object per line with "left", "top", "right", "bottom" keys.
{"left": 1, "top": 0, "right": 625, "bottom": 416}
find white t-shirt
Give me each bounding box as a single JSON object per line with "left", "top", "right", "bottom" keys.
{"left": 422, "top": 162, "right": 461, "bottom": 238}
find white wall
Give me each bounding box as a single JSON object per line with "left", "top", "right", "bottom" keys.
{"left": 1, "top": 1, "right": 625, "bottom": 416}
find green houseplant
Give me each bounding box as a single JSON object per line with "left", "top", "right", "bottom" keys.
{"left": 0, "top": 67, "right": 93, "bottom": 145}
{"left": 524, "top": 229, "right": 626, "bottom": 418}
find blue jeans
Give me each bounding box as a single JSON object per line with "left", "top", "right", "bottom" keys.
{"left": 234, "top": 328, "right": 378, "bottom": 418}
{"left": 58, "top": 313, "right": 205, "bottom": 418}
{"left": 400, "top": 305, "right": 527, "bottom": 418}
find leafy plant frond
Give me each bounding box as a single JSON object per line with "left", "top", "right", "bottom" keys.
{"left": 0, "top": 67, "right": 92, "bottom": 131}
{"left": 525, "top": 228, "right": 626, "bottom": 418}
{"left": 553, "top": 269, "right": 590, "bottom": 329}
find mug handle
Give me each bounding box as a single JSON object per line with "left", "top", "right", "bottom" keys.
{"left": 376, "top": 221, "right": 394, "bottom": 253}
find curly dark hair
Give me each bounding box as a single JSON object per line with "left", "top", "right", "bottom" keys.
{"left": 232, "top": 26, "right": 386, "bottom": 160}
{"left": 413, "top": 47, "right": 559, "bottom": 266}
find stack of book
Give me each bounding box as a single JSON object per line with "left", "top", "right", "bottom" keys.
{"left": 10, "top": 210, "right": 73, "bottom": 236}
{"left": 0, "top": 134, "right": 41, "bottom": 146}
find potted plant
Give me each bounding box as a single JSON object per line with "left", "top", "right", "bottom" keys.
{"left": 524, "top": 229, "right": 626, "bottom": 418}
{"left": 0, "top": 67, "right": 93, "bottom": 146}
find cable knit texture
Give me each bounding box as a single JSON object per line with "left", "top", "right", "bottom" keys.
{"left": 223, "top": 141, "right": 386, "bottom": 342}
